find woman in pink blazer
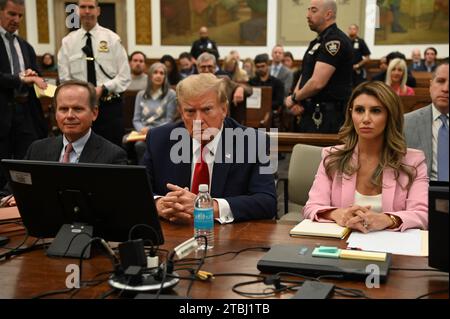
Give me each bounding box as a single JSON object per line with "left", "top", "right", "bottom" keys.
{"left": 303, "top": 81, "right": 428, "bottom": 232}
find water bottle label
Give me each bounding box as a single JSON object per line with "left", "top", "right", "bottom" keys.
{"left": 194, "top": 208, "right": 214, "bottom": 229}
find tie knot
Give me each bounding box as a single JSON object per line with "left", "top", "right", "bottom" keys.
{"left": 65, "top": 143, "right": 73, "bottom": 154}
{"left": 5, "top": 32, "right": 15, "bottom": 41}
{"left": 85, "top": 32, "right": 91, "bottom": 38}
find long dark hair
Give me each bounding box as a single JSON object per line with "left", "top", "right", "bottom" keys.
{"left": 160, "top": 55, "right": 181, "bottom": 86}
{"left": 143, "top": 62, "right": 170, "bottom": 100}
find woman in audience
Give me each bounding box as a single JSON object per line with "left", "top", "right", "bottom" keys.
{"left": 303, "top": 81, "right": 428, "bottom": 232}
{"left": 242, "top": 57, "right": 255, "bottom": 79}
{"left": 41, "top": 53, "right": 57, "bottom": 72}
{"left": 283, "top": 51, "right": 297, "bottom": 72}
{"left": 160, "top": 54, "right": 182, "bottom": 86}
{"left": 386, "top": 58, "right": 415, "bottom": 96}
{"left": 222, "top": 55, "right": 249, "bottom": 83}
{"left": 127, "top": 62, "right": 176, "bottom": 163}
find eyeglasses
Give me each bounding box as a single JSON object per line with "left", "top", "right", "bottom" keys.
{"left": 199, "top": 64, "right": 215, "bottom": 71}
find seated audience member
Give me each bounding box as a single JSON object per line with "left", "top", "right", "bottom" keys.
{"left": 40, "top": 53, "right": 57, "bottom": 72}
{"left": 404, "top": 63, "right": 449, "bottom": 182}
{"left": 126, "top": 62, "right": 176, "bottom": 163}
{"left": 373, "top": 51, "right": 416, "bottom": 87}
{"left": 222, "top": 54, "right": 248, "bottom": 83}
{"left": 386, "top": 58, "right": 415, "bottom": 96}
{"left": 197, "top": 52, "right": 252, "bottom": 125}
{"left": 423, "top": 47, "right": 438, "bottom": 73}
{"left": 229, "top": 49, "right": 243, "bottom": 69}
{"left": 379, "top": 56, "right": 388, "bottom": 72}
{"left": 242, "top": 58, "right": 256, "bottom": 79}
{"left": 128, "top": 51, "right": 148, "bottom": 91}
{"left": 303, "top": 81, "right": 428, "bottom": 232}
{"left": 248, "top": 54, "right": 285, "bottom": 127}
{"left": 410, "top": 48, "right": 425, "bottom": 72}
{"left": 283, "top": 51, "right": 297, "bottom": 72}
{"left": 178, "top": 52, "right": 197, "bottom": 79}
{"left": 2, "top": 80, "right": 127, "bottom": 206}
{"left": 270, "top": 45, "right": 293, "bottom": 97}
{"left": 142, "top": 73, "right": 277, "bottom": 224}
{"left": 160, "top": 54, "right": 181, "bottom": 86}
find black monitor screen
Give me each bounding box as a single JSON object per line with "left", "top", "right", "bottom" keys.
{"left": 428, "top": 181, "right": 449, "bottom": 272}
{"left": 1, "top": 160, "right": 164, "bottom": 245}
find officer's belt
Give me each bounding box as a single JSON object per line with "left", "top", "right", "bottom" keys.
{"left": 302, "top": 100, "right": 346, "bottom": 113}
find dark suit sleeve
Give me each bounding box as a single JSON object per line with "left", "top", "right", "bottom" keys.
{"left": 0, "top": 72, "right": 21, "bottom": 90}
{"left": 273, "top": 79, "right": 285, "bottom": 110}
{"left": 225, "top": 131, "right": 277, "bottom": 221}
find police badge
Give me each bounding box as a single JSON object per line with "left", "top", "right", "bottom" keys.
{"left": 98, "top": 41, "right": 109, "bottom": 52}
{"left": 325, "top": 40, "right": 340, "bottom": 56}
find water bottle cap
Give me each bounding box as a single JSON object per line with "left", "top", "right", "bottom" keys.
{"left": 199, "top": 184, "right": 209, "bottom": 192}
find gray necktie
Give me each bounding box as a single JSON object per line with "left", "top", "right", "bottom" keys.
{"left": 5, "top": 32, "right": 21, "bottom": 75}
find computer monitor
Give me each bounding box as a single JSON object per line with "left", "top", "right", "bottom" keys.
{"left": 428, "top": 181, "right": 449, "bottom": 272}
{"left": 1, "top": 160, "right": 164, "bottom": 257}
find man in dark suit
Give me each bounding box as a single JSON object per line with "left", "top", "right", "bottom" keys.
{"left": 143, "top": 73, "right": 277, "bottom": 224}
{"left": 0, "top": 0, "right": 48, "bottom": 189}
{"left": 1, "top": 80, "right": 126, "bottom": 206}
{"left": 25, "top": 80, "right": 127, "bottom": 164}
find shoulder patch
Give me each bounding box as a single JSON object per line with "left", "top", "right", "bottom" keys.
{"left": 325, "top": 40, "right": 340, "bottom": 56}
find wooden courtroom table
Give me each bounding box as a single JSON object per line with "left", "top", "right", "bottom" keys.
{"left": 0, "top": 218, "right": 447, "bottom": 299}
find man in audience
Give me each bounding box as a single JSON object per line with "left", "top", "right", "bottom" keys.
{"left": 58, "top": 0, "right": 131, "bottom": 146}
{"left": 128, "top": 51, "right": 148, "bottom": 91}
{"left": 423, "top": 47, "right": 438, "bottom": 73}
{"left": 0, "top": 0, "right": 48, "bottom": 190}
{"left": 286, "top": 0, "right": 353, "bottom": 133}
{"left": 410, "top": 48, "right": 425, "bottom": 72}
{"left": 347, "top": 23, "right": 371, "bottom": 87}
{"left": 249, "top": 53, "right": 285, "bottom": 128}
{"left": 190, "top": 26, "right": 219, "bottom": 61}
{"left": 178, "top": 52, "right": 197, "bottom": 79}
{"left": 404, "top": 63, "right": 449, "bottom": 182}
{"left": 2, "top": 80, "right": 127, "bottom": 206}
{"left": 270, "top": 45, "right": 293, "bottom": 97}
{"left": 142, "top": 73, "right": 277, "bottom": 224}
{"left": 372, "top": 51, "right": 417, "bottom": 87}
{"left": 197, "top": 52, "right": 252, "bottom": 125}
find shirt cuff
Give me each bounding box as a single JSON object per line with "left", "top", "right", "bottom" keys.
{"left": 214, "top": 198, "right": 234, "bottom": 224}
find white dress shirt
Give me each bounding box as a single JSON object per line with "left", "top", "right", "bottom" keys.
{"left": 191, "top": 125, "right": 234, "bottom": 224}
{"left": 431, "top": 104, "right": 449, "bottom": 181}
{"left": 57, "top": 24, "right": 131, "bottom": 93}
{"left": 59, "top": 129, "right": 92, "bottom": 163}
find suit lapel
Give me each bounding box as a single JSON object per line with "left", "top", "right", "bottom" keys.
{"left": 210, "top": 121, "right": 232, "bottom": 197}
{"left": 79, "top": 133, "right": 99, "bottom": 162}
{"left": 381, "top": 167, "right": 397, "bottom": 212}
{"left": 341, "top": 149, "right": 358, "bottom": 207}
{"left": 17, "top": 37, "right": 31, "bottom": 68}
{"left": 0, "top": 36, "right": 12, "bottom": 73}
{"left": 422, "top": 106, "right": 433, "bottom": 170}
{"left": 50, "top": 136, "right": 64, "bottom": 161}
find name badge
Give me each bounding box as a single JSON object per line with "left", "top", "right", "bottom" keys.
{"left": 98, "top": 40, "right": 109, "bottom": 52}
{"left": 308, "top": 43, "right": 320, "bottom": 55}
{"left": 354, "top": 42, "right": 359, "bottom": 49}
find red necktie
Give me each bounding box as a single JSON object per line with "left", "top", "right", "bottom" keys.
{"left": 191, "top": 145, "right": 209, "bottom": 194}
{"left": 62, "top": 143, "right": 73, "bottom": 163}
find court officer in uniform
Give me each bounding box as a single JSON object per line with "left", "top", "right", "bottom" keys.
{"left": 286, "top": 0, "right": 353, "bottom": 133}
{"left": 58, "top": 0, "right": 130, "bottom": 146}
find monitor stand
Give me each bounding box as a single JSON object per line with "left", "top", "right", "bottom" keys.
{"left": 108, "top": 269, "right": 180, "bottom": 293}
{"left": 46, "top": 223, "right": 94, "bottom": 259}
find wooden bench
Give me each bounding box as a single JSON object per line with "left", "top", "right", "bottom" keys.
{"left": 269, "top": 132, "right": 340, "bottom": 153}
{"left": 401, "top": 95, "right": 431, "bottom": 114}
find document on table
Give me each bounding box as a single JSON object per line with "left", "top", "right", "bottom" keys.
{"left": 347, "top": 229, "right": 428, "bottom": 256}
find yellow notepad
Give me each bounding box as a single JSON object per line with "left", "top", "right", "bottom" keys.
{"left": 126, "top": 131, "right": 146, "bottom": 142}
{"left": 34, "top": 83, "right": 57, "bottom": 98}
{"left": 290, "top": 219, "right": 351, "bottom": 239}
{"left": 340, "top": 249, "right": 387, "bottom": 262}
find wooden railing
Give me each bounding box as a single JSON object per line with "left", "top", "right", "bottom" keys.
{"left": 269, "top": 132, "right": 341, "bottom": 153}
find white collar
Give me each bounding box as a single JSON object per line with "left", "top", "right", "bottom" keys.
{"left": 63, "top": 129, "right": 92, "bottom": 157}
{"left": 192, "top": 124, "right": 224, "bottom": 161}
{"left": 432, "top": 104, "right": 449, "bottom": 122}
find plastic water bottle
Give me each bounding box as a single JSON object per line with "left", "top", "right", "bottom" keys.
{"left": 194, "top": 184, "right": 214, "bottom": 250}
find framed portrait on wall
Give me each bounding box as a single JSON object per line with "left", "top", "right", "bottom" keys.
{"left": 277, "top": 0, "right": 366, "bottom": 45}
{"left": 160, "top": 0, "right": 268, "bottom": 46}
{"left": 375, "top": 0, "right": 449, "bottom": 44}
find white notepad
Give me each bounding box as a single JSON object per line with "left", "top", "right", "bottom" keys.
{"left": 290, "top": 219, "right": 350, "bottom": 239}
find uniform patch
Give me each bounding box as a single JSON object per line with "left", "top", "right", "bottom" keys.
{"left": 325, "top": 40, "right": 340, "bottom": 56}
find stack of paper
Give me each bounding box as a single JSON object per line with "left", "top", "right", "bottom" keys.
{"left": 34, "top": 83, "right": 57, "bottom": 98}
{"left": 126, "top": 131, "right": 146, "bottom": 142}
{"left": 347, "top": 229, "right": 428, "bottom": 256}
{"left": 290, "top": 219, "right": 350, "bottom": 239}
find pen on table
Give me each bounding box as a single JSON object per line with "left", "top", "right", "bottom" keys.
{"left": 348, "top": 247, "right": 362, "bottom": 251}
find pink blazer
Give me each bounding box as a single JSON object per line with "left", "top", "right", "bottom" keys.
{"left": 302, "top": 146, "right": 429, "bottom": 231}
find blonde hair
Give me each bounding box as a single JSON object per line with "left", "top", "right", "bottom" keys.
{"left": 386, "top": 58, "right": 408, "bottom": 93}
{"left": 324, "top": 81, "right": 417, "bottom": 190}
{"left": 222, "top": 55, "right": 249, "bottom": 83}
{"left": 176, "top": 73, "right": 228, "bottom": 106}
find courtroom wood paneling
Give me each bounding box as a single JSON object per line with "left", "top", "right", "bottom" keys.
{"left": 135, "top": 0, "right": 152, "bottom": 45}
{"left": 37, "top": 0, "right": 50, "bottom": 44}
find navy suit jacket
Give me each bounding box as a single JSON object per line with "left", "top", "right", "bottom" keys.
{"left": 24, "top": 132, "right": 127, "bottom": 164}
{"left": 143, "top": 118, "right": 277, "bottom": 221}
{"left": 0, "top": 35, "right": 47, "bottom": 139}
